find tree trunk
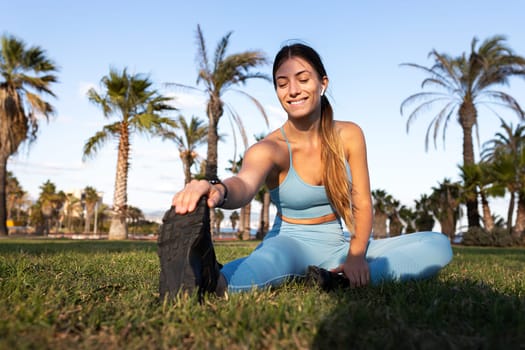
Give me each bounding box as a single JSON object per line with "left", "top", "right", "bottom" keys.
{"left": 256, "top": 191, "right": 271, "bottom": 240}
{"left": 205, "top": 97, "right": 223, "bottom": 232}
{"left": 242, "top": 203, "right": 251, "bottom": 240}
{"left": 439, "top": 211, "right": 456, "bottom": 240}
{"left": 214, "top": 215, "right": 221, "bottom": 234}
{"left": 263, "top": 191, "right": 270, "bottom": 234}
{"left": 513, "top": 192, "right": 525, "bottom": 240}
{"left": 239, "top": 206, "right": 245, "bottom": 239}
{"left": 0, "top": 87, "right": 27, "bottom": 236}
{"left": 0, "top": 154, "right": 8, "bottom": 236}
{"left": 182, "top": 151, "right": 192, "bottom": 184}
{"left": 372, "top": 212, "right": 388, "bottom": 239}
{"left": 210, "top": 209, "right": 217, "bottom": 236}
{"left": 205, "top": 97, "right": 223, "bottom": 179}
{"left": 41, "top": 204, "right": 53, "bottom": 236}
{"left": 109, "top": 123, "right": 130, "bottom": 240}
{"left": 67, "top": 210, "right": 72, "bottom": 233}
{"left": 256, "top": 204, "right": 263, "bottom": 240}
{"left": 507, "top": 191, "right": 516, "bottom": 234}
{"left": 459, "top": 103, "right": 480, "bottom": 228}
{"left": 480, "top": 192, "right": 494, "bottom": 232}
{"left": 84, "top": 209, "right": 92, "bottom": 233}
{"left": 109, "top": 216, "right": 127, "bottom": 240}
{"left": 388, "top": 214, "right": 403, "bottom": 237}
{"left": 6, "top": 193, "right": 14, "bottom": 222}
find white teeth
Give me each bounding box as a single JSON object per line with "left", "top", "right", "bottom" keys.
{"left": 290, "top": 100, "right": 304, "bottom": 105}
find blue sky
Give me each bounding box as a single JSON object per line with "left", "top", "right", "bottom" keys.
{"left": 2, "top": 0, "right": 524, "bottom": 224}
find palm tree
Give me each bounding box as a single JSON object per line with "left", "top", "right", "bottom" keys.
{"left": 398, "top": 205, "right": 416, "bottom": 233}
{"left": 371, "top": 189, "right": 392, "bottom": 238}
{"left": 488, "top": 154, "right": 518, "bottom": 232}
{"left": 414, "top": 194, "right": 436, "bottom": 232}
{"left": 215, "top": 208, "right": 224, "bottom": 235}
{"left": 29, "top": 202, "right": 45, "bottom": 234}
{"left": 0, "top": 34, "right": 58, "bottom": 236}
{"left": 6, "top": 171, "right": 25, "bottom": 224}
{"left": 226, "top": 156, "right": 251, "bottom": 239}
{"left": 401, "top": 35, "right": 525, "bottom": 229}
{"left": 126, "top": 205, "right": 144, "bottom": 234}
{"left": 388, "top": 199, "right": 403, "bottom": 237}
{"left": 82, "top": 186, "right": 100, "bottom": 233}
{"left": 459, "top": 162, "right": 505, "bottom": 232}
{"left": 83, "top": 68, "right": 177, "bottom": 240}
{"left": 255, "top": 185, "right": 271, "bottom": 239}
{"left": 64, "top": 193, "right": 82, "bottom": 233}
{"left": 482, "top": 119, "right": 525, "bottom": 239}
{"left": 163, "top": 115, "right": 208, "bottom": 184}
{"left": 37, "top": 180, "right": 64, "bottom": 235}
{"left": 430, "top": 178, "right": 462, "bottom": 239}
{"left": 254, "top": 133, "right": 271, "bottom": 239}
{"left": 230, "top": 210, "right": 239, "bottom": 232}
{"left": 170, "top": 24, "right": 270, "bottom": 180}
{"left": 54, "top": 191, "right": 66, "bottom": 233}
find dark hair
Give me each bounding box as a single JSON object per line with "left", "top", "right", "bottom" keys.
{"left": 272, "top": 43, "right": 327, "bottom": 88}
{"left": 272, "top": 43, "right": 355, "bottom": 233}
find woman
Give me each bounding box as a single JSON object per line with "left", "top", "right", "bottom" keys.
{"left": 158, "top": 43, "right": 452, "bottom": 300}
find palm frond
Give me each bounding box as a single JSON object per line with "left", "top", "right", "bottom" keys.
{"left": 23, "top": 45, "right": 58, "bottom": 73}
{"left": 400, "top": 92, "right": 450, "bottom": 119}
{"left": 225, "top": 109, "right": 239, "bottom": 165}
{"left": 232, "top": 88, "right": 270, "bottom": 128}
{"left": 213, "top": 31, "right": 233, "bottom": 72}
{"left": 24, "top": 91, "right": 54, "bottom": 116}
{"left": 225, "top": 103, "right": 248, "bottom": 150}
{"left": 163, "top": 82, "right": 203, "bottom": 94}
{"left": 195, "top": 25, "right": 211, "bottom": 84}
{"left": 18, "top": 74, "right": 57, "bottom": 96}
{"left": 477, "top": 90, "right": 525, "bottom": 118}
{"left": 87, "top": 87, "right": 112, "bottom": 117}
{"left": 429, "top": 51, "right": 462, "bottom": 86}
{"left": 82, "top": 124, "right": 119, "bottom": 160}
{"left": 215, "top": 52, "right": 268, "bottom": 90}
{"left": 422, "top": 103, "right": 455, "bottom": 151}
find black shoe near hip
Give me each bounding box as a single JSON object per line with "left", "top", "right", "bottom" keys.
{"left": 157, "top": 196, "right": 221, "bottom": 302}
{"left": 305, "top": 265, "right": 350, "bottom": 292}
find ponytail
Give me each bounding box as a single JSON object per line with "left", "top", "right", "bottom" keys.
{"left": 319, "top": 96, "right": 355, "bottom": 233}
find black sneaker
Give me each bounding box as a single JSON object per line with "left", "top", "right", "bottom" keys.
{"left": 305, "top": 265, "right": 350, "bottom": 292}
{"left": 157, "top": 196, "right": 221, "bottom": 302}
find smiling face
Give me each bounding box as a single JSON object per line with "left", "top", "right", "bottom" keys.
{"left": 274, "top": 56, "right": 328, "bottom": 121}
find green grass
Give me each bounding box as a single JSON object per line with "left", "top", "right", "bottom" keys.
{"left": 0, "top": 239, "right": 523, "bottom": 349}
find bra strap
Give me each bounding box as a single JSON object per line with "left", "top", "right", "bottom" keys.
{"left": 279, "top": 127, "right": 293, "bottom": 164}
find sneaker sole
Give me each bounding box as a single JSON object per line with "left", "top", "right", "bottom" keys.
{"left": 306, "top": 265, "right": 349, "bottom": 291}
{"left": 157, "top": 197, "right": 209, "bottom": 301}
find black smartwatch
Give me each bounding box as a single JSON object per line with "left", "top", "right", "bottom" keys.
{"left": 209, "top": 178, "right": 228, "bottom": 207}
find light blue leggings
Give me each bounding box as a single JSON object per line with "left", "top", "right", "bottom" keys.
{"left": 220, "top": 219, "right": 453, "bottom": 292}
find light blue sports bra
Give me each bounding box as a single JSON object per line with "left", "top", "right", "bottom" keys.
{"left": 269, "top": 127, "right": 352, "bottom": 219}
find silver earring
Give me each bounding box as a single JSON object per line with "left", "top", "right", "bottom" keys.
{"left": 320, "top": 88, "right": 325, "bottom": 96}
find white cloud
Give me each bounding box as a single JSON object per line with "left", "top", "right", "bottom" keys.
{"left": 9, "top": 159, "right": 85, "bottom": 172}
{"left": 167, "top": 92, "right": 207, "bottom": 110}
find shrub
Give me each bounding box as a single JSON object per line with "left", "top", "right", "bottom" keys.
{"left": 491, "top": 227, "right": 514, "bottom": 247}
{"left": 462, "top": 226, "right": 520, "bottom": 247}
{"left": 462, "top": 227, "right": 492, "bottom": 246}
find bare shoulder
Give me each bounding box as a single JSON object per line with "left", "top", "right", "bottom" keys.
{"left": 244, "top": 128, "right": 285, "bottom": 160}
{"left": 335, "top": 120, "right": 366, "bottom": 143}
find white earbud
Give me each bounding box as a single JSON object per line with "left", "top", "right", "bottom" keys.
{"left": 320, "top": 87, "right": 325, "bottom": 96}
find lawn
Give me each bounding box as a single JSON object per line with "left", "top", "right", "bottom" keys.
{"left": 0, "top": 239, "right": 523, "bottom": 349}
